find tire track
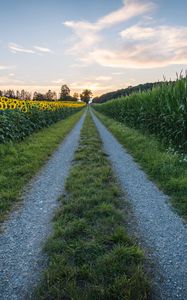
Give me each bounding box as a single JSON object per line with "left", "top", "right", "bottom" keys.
{"left": 91, "top": 110, "right": 187, "bottom": 300}
{"left": 0, "top": 112, "right": 86, "bottom": 300}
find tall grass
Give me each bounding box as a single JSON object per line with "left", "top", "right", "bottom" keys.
{"left": 94, "top": 77, "right": 187, "bottom": 153}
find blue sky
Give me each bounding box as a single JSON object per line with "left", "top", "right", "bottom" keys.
{"left": 0, "top": 0, "right": 187, "bottom": 96}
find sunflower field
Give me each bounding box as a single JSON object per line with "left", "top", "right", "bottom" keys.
{"left": 0, "top": 97, "right": 85, "bottom": 143}
{"left": 0, "top": 97, "right": 85, "bottom": 111}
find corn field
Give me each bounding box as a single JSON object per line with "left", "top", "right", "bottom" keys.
{"left": 94, "top": 78, "right": 187, "bottom": 153}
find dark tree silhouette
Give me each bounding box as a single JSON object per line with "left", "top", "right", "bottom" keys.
{"left": 80, "top": 89, "right": 92, "bottom": 104}
{"left": 92, "top": 82, "right": 169, "bottom": 103}
{"left": 59, "top": 84, "right": 70, "bottom": 100}
{"left": 46, "top": 90, "right": 57, "bottom": 101}
{"left": 73, "top": 92, "right": 79, "bottom": 101}
{"left": 33, "top": 92, "right": 45, "bottom": 101}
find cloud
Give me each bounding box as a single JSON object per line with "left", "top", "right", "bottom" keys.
{"left": 51, "top": 78, "right": 64, "bottom": 84}
{"left": 63, "top": 1, "right": 187, "bottom": 69}
{"left": 63, "top": 22, "right": 100, "bottom": 53}
{"left": 70, "top": 81, "right": 113, "bottom": 91}
{"left": 63, "top": 0, "right": 155, "bottom": 53}
{"left": 0, "top": 75, "right": 25, "bottom": 85}
{"left": 9, "top": 43, "right": 36, "bottom": 54}
{"left": 112, "top": 72, "right": 124, "bottom": 75}
{"left": 64, "top": 0, "right": 155, "bottom": 32}
{"left": 0, "top": 64, "right": 15, "bottom": 70}
{"left": 9, "top": 43, "right": 53, "bottom": 55}
{"left": 77, "top": 24, "right": 187, "bottom": 69}
{"left": 95, "top": 76, "right": 112, "bottom": 81}
{"left": 96, "top": 0, "right": 155, "bottom": 30}
{"left": 119, "top": 25, "right": 187, "bottom": 68}
{"left": 34, "top": 46, "right": 53, "bottom": 53}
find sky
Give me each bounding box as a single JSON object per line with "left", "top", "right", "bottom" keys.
{"left": 0, "top": 0, "right": 187, "bottom": 97}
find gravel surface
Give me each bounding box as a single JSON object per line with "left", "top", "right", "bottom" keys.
{"left": 0, "top": 112, "right": 86, "bottom": 300}
{"left": 91, "top": 111, "right": 187, "bottom": 300}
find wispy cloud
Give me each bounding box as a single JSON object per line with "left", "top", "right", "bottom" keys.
{"left": 98, "top": 24, "right": 187, "bottom": 68}
{"left": 112, "top": 72, "right": 124, "bottom": 75}
{"left": 70, "top": 81, "right": 113, "bottom": 91}
{"left": 9, "top": 43, "right": 53, "bottom": 55}
{"left": 51, "top": 79, "right": 112, "bottom": 91}
{"left": 0, "top": 64, "right": 15, "bottom": 70}
{"left": 63, "top": 0, "right": 155, "bottom": 53}
{"left": 95, "top": 76, "right": 112, "bottom": 81}
{"left": 95, "top": 0, "right": 155, "bottom": 29}
{"left": 51, "top": 78, "right": 64, "bottom": 84}
{"left": 9, "top": 43, "right": 36, "bottom": 54}
{"left": 0, "top": 75, "right": 25, "bottom": 85}
{"left": 64, "top": 0, "right": 155, "bottom": 32}
{"left": 34, "top": 46, "right": 53, "bottom": 53}
{"left": 64, "top": 0, "right": 187, "bottom": 69}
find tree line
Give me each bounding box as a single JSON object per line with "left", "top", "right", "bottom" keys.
{"left": 0, "top": 84, "right": 92, "bottom": 104}
{"left": 0, "top": 89, "right": 32, "bottom": 100}
{"left": 92, "top": 81, "right": 167, "bottom": 103}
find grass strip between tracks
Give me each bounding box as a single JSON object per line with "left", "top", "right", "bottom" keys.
{"left": 0, "top": 110, "right": 84, "bottom": 225}
{"left": 35, "top": 112, "right": 149, "bottom": 300}
{"left": 93, "top": 110, "right": 187, "bottom": 219}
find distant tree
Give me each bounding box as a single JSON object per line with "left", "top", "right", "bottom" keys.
{"left": 52, "top": 91, "right": 57, "bottom": 101}
{"left": 46, "top": 90, "right": 53, "bottom": 101}
{"left": 33, "top": 92, "right": 45, "bottom": 101}
{"left": 92, "top": 82, "right": 167, "bottom": 103}
{"left": 59, "top": 84, "right": 70, "bottom": 100}
{"left": 0, "top": 90, "right": 2, "bottom": 97}
{"left": 46, "top": 90, "right": 57, "bottom": 101}
{"left": 25, "top": 91, "right": 31, "bottom": 100}
{"left": 92, "top": 96, "right": 99, "bottom": 103}
{"left": 4, "top": 89, "right": 15, "bottom": 98}
{"left": 80, "top": 89, "right": 92, "bottom": 104}
{"left": 20, "top": 89, "right": 26, "bottom": 100}
{"left": 16, "top": 90, "right": 21, "bottom": 99}
{"left": 73, "top": 92, "right": 79, "bottom": 101}
{"left": 1, "top": 89, "right": 31, "bottom": 100}
{"left": 33, "top": 92, "right": 38, "bottom": 100}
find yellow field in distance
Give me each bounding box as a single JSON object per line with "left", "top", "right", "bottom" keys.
{"left": 0, "top": 97, "right": 86, "bottom": 111}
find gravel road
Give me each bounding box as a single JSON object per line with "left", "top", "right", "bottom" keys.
{"left": 0, "top": 112, "right": 86, "bottom": 300}
{"left": 91, "top": 110, "right": 187, "bottom": 300}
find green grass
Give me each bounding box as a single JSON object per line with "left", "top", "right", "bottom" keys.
{"left": 35, "top": 113, "right": 149, "bottom": 300}
{"left": 0, "top": 110, "right": 84, "bottom": 225}
{"left": 93, "top": 110, "right": 187, "bottom": 219}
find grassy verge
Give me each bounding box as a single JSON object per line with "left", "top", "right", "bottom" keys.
{"left": 93, "top": 110, "right": 187, "bottom": 219}
{"left": 0, "top": 110, "right": 84, "bottom": 225}
{"left": 35, "top": 113, "right": 149, "bottom": 300}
